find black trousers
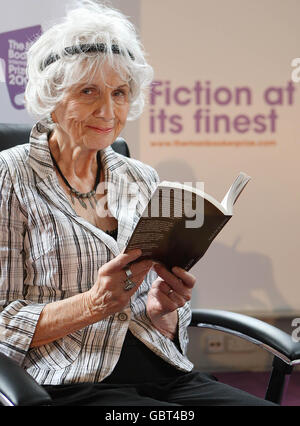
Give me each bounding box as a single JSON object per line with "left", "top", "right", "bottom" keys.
{"left": 43, "top": 331, "right": 275, "bottom": 406}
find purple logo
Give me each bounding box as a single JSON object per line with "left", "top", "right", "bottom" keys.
{"left": 0, "top": 25, "right": 42, "bottom": 110}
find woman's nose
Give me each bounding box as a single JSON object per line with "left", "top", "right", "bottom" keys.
{"left": 93, "top": 95, "right": 115, "bottom": 121}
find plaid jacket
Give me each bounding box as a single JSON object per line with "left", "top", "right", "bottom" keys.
{"left": 0, "top": 123, "right": 193, "bottom": 385}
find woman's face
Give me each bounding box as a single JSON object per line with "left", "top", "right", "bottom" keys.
{"left": 52, "top": 62, "right": 130, "bottom": 151}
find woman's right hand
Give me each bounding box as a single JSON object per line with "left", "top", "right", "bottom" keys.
{"left": 86, "top": 249, "right": 153, "bottom": 320}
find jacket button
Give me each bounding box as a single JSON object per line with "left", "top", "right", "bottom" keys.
{"left": 118, "top": 312, "right": 128, "bottom": 321}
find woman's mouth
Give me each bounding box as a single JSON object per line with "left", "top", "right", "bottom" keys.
{"left": 87, "top": 125, "right": 114, "bottom": 134}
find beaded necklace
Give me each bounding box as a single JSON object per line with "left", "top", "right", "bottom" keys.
{"left": 50, "top": 151, "right": 101, "bottom": 209}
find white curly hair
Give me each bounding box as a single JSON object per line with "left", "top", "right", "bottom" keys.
{"left": 25, "top": 0, "right": 153, "bottom": 124}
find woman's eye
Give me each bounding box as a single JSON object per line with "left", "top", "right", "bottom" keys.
{"left": 113, "top": 89, "right": 129, "bottom": 102}
{"left": 81, "top": 88, "right": 96, "bottom": 95}
{"left": 113, "top": 90, "right": 124, "bottom": 97}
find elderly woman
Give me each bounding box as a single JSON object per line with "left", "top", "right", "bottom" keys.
{"left": 0, "top": 2, "right": 273, "bottom": 406}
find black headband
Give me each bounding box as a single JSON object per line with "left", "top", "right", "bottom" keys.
{"left": 40, "top": 43, "right": 135, "bottom": 70}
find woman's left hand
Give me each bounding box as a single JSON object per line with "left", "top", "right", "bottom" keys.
{"left": 146, "top": 263, "right": 196, "bottom": 340}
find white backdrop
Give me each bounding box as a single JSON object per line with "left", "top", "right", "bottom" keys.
{"left": 139, "top": 0, "right": 300, "bottom": 315}
{"left": 0, "top": 0, "right": 299, "bottom": 316}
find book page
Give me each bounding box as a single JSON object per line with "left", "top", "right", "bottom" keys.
{"left": 159, "top": 181, "right": 227, "bottom": 216}
{"left": 221, "top": 172, "right": 251, "bottom": 215}
{"left": 148, "top": 184, "right": 206, "bottom": 229}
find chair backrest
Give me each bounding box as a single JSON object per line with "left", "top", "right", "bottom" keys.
{"left": 0, "top": 123, "right": 130, "bottom": 157}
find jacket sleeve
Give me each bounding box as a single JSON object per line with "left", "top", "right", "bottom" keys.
{"left": 0, "top": 161, "right": 46, "bottom": 366}
{"left": 177, "top": 302, "right": 192, "bottom": 355}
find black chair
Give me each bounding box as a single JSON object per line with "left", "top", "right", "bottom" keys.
{"left": 0, "top": 123, "right": 299, "bottom": 406}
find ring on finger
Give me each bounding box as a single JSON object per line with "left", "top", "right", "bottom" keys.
{"left": 123, "top": 266, "right": 136, "bottom": 291}
{"left": 123, "top": 278, "right": 136, "bottom": 291}
{"left": 124, "top": 266, "right": 133, "bottom": 279}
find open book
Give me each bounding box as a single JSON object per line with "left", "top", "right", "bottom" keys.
{"left": 125, "top": 172, "right": 251, "bottom": 271}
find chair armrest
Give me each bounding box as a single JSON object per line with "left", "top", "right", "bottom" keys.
{"left": 0, "top": 353, "right": 52, "bottom": 406}
{"left": 191, "top": 309, "right": 300, "bottom": 365}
